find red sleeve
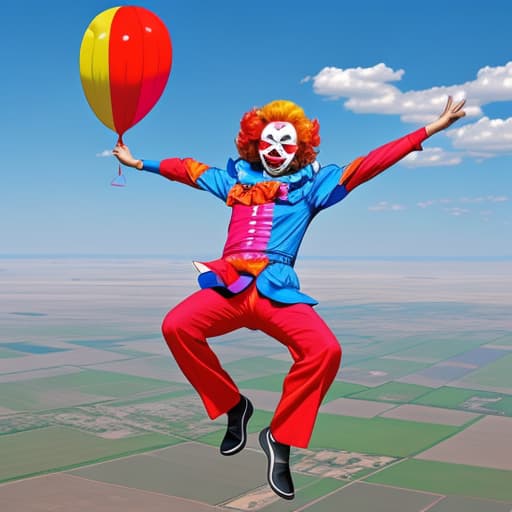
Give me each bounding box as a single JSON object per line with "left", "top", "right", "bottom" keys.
{"left": 341, "top": 127, "right": 428, "bottom": 192}
{"left": 159, "top": 158, "right": 209, "bottom": 187}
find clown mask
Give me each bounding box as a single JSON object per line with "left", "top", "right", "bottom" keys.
{"left": 258, "top": 121, "right": 298, "bottom": 176}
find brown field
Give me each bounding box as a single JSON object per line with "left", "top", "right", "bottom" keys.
{"left": 379, "top": 404, "right": 479, "bottom": 426}
{"left": 301, "top": 481, "right": 441, "bottom": 511}
{"left": 333, "top": 368, "right": 391, "bottom": 387}
{"left": 398, "top": 374, "right": 446, "bottom": 388}
{"left": 416, "top": 416, "right": 512, "bottom": 470}
{"left": 69, "top": 441, "right": 266, "bottom": 505}
{"left": 222, "top": 486, "right": 281, "bottom": 510}
{"left": 0, "top": 366, "right": 81, "bottom": 383}
{"left": 0, "top": 473, "right": 218, "bottom": 512}
{"left": 319, "top": 398, "right": 395, "bottom": 418}
{"left": 428, "top": 495, "right": 512, "bottom": 512}
{"left": 239, "top": 389, "right": 281, "bottom": 412}
{"left": 0, "top": 347, "right": 131, "bottom": 374}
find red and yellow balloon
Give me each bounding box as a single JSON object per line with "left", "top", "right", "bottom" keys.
{"left": 80, "top": 6, "right": 172, "bottom": 183}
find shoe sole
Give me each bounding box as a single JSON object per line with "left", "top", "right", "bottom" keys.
{"left": 258, "top": 428, "right": 295, "bottom": 500}
{"left": 221, "top": 398, "right": 254, "bottom": 456}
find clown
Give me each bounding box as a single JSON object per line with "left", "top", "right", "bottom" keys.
{"left": 113, "top": 97, "right": 465, "bottom": 500}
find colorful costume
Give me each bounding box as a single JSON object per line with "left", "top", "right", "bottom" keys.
{"left": 141, "top": 126, "right": 428, "bottom": 448}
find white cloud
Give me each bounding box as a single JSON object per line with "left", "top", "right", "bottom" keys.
{"left": 417, "top": 200, "right": 437, "bottom": 208}
{"left": 304, "top": 62, "right": 512, "bottom": 154}
{"left": 305, "top": 62, "right": 495, "bottom": 123}
{"left": 96, "top": 150, "right": 112, "bottom": 157}
{"left": 307, "top": 63, "right": 404, "bottom": 101}
{"left": 307, "top": 62, "right": 512, "bottom": 120}
{"left": 402, "top": 147, "right": 462, "bottom": 167}
{"left": 417, "top": 196, "right": 508, "bottom": 209}
{"left": 446, "top": 116, "right": 512, "bottom": 154}
{"left": 468, "top": 63, "right": 512, "bottom": 103}
{"left": 459, "top": 195, "right": 509, "bottom": 204}
{"left": 416, "top": 196, "right": 508, "bottom": 219}
{"left": 368, "top": 201, "right": 406, "bottom": 212}
{"left": 445, "top": 207, "right": 469, "bottom": 216}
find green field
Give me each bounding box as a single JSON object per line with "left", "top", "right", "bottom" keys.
{"left": 223, "top": 356, "right": 292, "bottom": 379}
{"left": 461, "top": 353, "right": 512, "bottom": 388}
{"left": 414, "top": 386, "right": 512, "bottom": 415}
{"left": 323, "top": 381, "right": 370, "bottom": 402}
{"left": 239, "top": 373, "right": 287, "bottom": 392}
{"left": 199, "top": 407, "right": 459, "bottom": 458}
{"left": 107, "top": 387, "right": 193, "bottom": 407}
{"left": 0, "top": 369, "right": 175, "bottom": 411}
{"left": 365, "top": 459, "right": 512, "bottom": 502}
{"left": 238, "top": 374, "right": 368, "bottom": 402}
{"left": 350, "top": 382, "right": 433, "bottom": 403}
{"left": 310, "top": 413, "right": 459, "bottom": 457}
{"left": 414, "top": 387, "right": 483, "bottom": 408}
{"left": 0, "top": 426, "right": 181, "bottom": 482}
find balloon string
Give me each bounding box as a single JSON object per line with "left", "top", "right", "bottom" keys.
{"left": 117, "top": 135, "right": 123, "bottom": 175}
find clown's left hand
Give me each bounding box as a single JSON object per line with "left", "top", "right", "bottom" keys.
{"left": 426, "top": 96, "right": 466, "bottom": 136}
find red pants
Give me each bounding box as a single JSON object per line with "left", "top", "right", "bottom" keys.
{"left": 161, "top": 284, "right": 341, "bottom": 448}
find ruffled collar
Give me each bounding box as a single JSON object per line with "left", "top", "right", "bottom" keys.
{"left": 228, "top": 159, "right": 316, "bottom": 192}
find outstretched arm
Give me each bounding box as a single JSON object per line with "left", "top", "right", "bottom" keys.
{"left": 112, "top": 144, "right": 236, "bottom": 200}
{"left": 341, "top": 97, "right": 466, "bottom": 192}
{"left": 112, "top": 144, "right": 207, "bottom": 188}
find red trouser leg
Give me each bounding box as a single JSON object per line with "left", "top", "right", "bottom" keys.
{"left": 161, "top": 288, "right": 246, "bottom": 419}
{"left": 252, "top": 295, "right": 342, "bottom": 449}
{"left": 162, "top": 285, "right": 342, "bottom": 449}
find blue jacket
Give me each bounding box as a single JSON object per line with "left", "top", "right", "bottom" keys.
{"left": 142, "top": 127, "right": 426, "bottom": 304}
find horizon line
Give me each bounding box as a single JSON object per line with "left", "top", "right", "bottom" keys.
{"left": 1, "top": 254, "right": 512, "bottom": 262}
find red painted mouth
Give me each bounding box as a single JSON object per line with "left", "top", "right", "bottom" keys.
{"left": 264, "top": 154, "right": 286, "bottom": 168}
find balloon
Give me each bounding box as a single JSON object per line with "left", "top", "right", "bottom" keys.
{"left": 79, "top": 6, "right": 172, "bottom": 141}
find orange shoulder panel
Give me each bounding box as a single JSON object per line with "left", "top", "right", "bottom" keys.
{"left": 340, "top": 156, "right": 365, "bottom": 186}
{"left": 183, "top": 158, "right": 209, "bottom": 183}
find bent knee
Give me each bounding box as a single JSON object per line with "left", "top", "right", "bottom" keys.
{"left": 161, "top": 309, "right": 186, "bottom": 341}
{"left": 325, "top": 340, "right": 342, "bottom": 365}
{"left": 307, "top": 336, "right": 342, "bottom": 364}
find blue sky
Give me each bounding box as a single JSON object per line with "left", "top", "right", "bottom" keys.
{"left": 2, "top": 0, "right": 511, "bottom": 258}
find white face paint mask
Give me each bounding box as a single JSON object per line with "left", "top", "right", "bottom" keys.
{"left": 258, "top": 121, "right": 298, "bottom": 176}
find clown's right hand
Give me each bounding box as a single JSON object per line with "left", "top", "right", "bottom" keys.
{"left": 112, "top": 144, "right": 143, "bottom": 170}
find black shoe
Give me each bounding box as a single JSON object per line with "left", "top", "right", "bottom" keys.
{"left": 220, "top": 395, "right": 254, "bottom": 456}
{"left": 258, "top": 427, "right": 295, "bottom": 500}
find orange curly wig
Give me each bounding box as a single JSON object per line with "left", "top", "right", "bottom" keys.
{"left": 236, "top": 100, "right": 320, "bottom": 172}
